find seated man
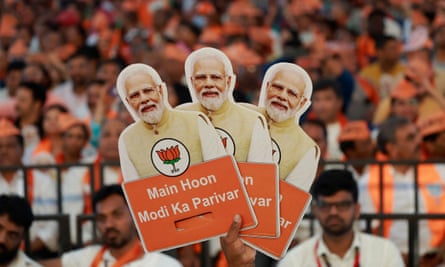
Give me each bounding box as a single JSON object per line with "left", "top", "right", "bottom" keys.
{"left": 51, "top": 184, "right": 183, "bottom": 266}
{"left": 116, "top": 63, "right": 226, "bottom": 181}
{"left": 0, "top": 118, "right": 58, "bottom": 257}
{"left": 0, "top": 194, "right": 42, "bottom": 267}
{"left": 278, "top": 169, "right": 405, "bottom": 267}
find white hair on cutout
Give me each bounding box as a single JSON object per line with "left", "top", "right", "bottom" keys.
{"left": 258, "top": 62, "right": 313, "bottom": 122}
{"left": 184, "top": 47, "right": 237, "bottom": 103}
{"left": 116, "top": 63, "right": 170, "bottom": 121}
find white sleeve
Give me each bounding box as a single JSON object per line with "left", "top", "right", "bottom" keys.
{"left": 118, "top": 135, "right": 140, "bottom": 182}
{"left": 285, "top": 146, "right": 320, "bottom": 192}
{"left": 30, "top": 172, "right": 59, "bottom": 252}
{"left": 197, "top": 115, "right": 227, "bottom": 161}
{"left": 61, "top": 246, "right": 98, "bottom": 267}
{"left": 247, "top": 116, "right": 273, "bottom": 163}
{"left": 382, "top": 239, "right": 406, "bottom": 267}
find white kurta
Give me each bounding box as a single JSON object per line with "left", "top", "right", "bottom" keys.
{"left": 277, "top": 232, "right": 405, "bottom": 267}
{"left": 61, "top": 245, "right": 183, "bottom": 267}
{"left": 7, "top": 250, "right": 43, "bottom": 267}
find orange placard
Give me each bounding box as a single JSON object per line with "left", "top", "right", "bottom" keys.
{"left": 242, "top": 180, "right": 311, "bottom": 259}
{"left": 238, "top": 162, "right": 279, "bottom": 238}
{"left": 122, "top": 155, "right": 257, "bottom": 252}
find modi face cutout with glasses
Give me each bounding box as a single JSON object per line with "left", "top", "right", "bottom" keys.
{"left": 117, "top": 63, "right": 226, "bottom": 181}
{"left": 176, "top": 47, "right": 273, "bottom": 164}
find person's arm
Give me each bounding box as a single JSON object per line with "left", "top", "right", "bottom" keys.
{"left": 220, "top": 214, "right": 256, "bottom": 267}
{"left": 285, "top": 146, "right": 320, "bottom": 191}
{"left": 247, "top": 116, "right": 273, "bottom": 163}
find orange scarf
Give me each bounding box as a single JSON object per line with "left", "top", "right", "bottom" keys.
{"left": 90, "top": 241, "right": 144, "bottom": 267}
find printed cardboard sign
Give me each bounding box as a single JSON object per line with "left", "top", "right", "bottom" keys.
{"left": 242, "top": 180, "right": 311, "bottom": 259}
{"left": 122, "top": 155, "right": 257, "bottom": 252}
{"left": 238, "top": 162, "right": 280, "bottom": 238}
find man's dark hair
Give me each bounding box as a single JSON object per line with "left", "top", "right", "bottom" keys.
{"left": 310, "top": 169, "right": 358, "bottom": 203}
{"left": 302, "top": 118, "right": 327, "bottom": 141}
{"left": 377, "top": 116, "right": 411, "bottom": 155}
{"left": 17, "top": 81, "right": 47, "bottom": 106}
{"left": 375, "top": 35, "right": 397, "bottom": 50}
{"left": 0, "top": 194, "right": 34, "bottom": 230}
{"left": 339, "top": 140, "right": 356, "bottom": 154}
{"left": 6, "top": 60, "right": 26, "bottom": 74}
{"left": 93, "top": 184, "right": 126, "bottom": 212}
{"left": 313, "top": 78, "right": 343, "bottom": 99}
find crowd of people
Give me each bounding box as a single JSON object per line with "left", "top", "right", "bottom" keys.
{"left": 2, "top": 0, "right": 445, "bottom": 266}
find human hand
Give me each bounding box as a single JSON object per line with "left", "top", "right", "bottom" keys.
{"left": 220, "top": 214, "right": 256, "bottom": 267}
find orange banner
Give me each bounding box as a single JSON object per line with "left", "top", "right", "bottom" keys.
{"left": 122, "top": 155, "right": 257, "bottom": 252}
{"left": 242, "top": 180, "right": 311, "bottom": 259}
{"left": 238, "top": 162, "right": 280, "bottom": 238}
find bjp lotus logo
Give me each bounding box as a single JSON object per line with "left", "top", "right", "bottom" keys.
{"left": 152, "top": 139, "right": 190, "bottom": 177}
{"left": 156, "top": 145, "right": 181, "bottom": 173}
{"left": 216, "top": 128, "right": 235, "bottom": 155}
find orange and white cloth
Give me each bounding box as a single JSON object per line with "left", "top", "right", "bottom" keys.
{"left": 61, "top": 242, "right": 182, "bottom": 267}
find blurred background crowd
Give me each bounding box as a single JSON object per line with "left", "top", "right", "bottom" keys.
{"left": 2, "top": 0, "right": 445, "bottom": 266}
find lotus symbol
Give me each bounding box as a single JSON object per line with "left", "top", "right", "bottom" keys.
{"left": 156, "top": 145, "right": 181, "bottom": 173}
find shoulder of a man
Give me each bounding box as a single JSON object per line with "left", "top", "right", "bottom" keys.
{"left": 131, "top": 252, "right": 182, "bottom": 267}
{"left": 10, "top": 251, "right": 43, "bottom": 267}
{"left": 278, "top": 235, "right": 318, "bottom": 266}
{"left": 175, "top": 102, "right": 200, "bottom": 111}
{"left": 61, "top": 245, "right": 102, "bottom": 266}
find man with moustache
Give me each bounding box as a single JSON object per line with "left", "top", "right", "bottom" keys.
{"left": 59, "top": 184, "right": 182, "bottom": 267}
{"left": 177, "top": 47, "right": 272, "bottom": 163}
{"left": 277, "top": 169, "right": 404, "bottom": 267}
{"left": 116, "top": 63, "right": 226, "bottom": 181}
{"left": 246, "top": 62, "right": 320, "bottom": 191}
{"left": 0, "top": 194, "right": 42, "bottom": 267}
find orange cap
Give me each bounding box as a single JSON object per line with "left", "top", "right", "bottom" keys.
{"left": 195, "top": 2, "right": 216, "bottom": 15}
{"left": 0, "top": 13, "right": 18, "bottom": 37}
{"left": 58, "top": 113, "right": 90, "bottom": 138}
{"left": 163, "top": 44, "right": 189, "bottom": 63}
{"left": 390, "top": 79, "right": 418, "bottom": 100}
{"left": 417, "top": 112, "right": 445, "bottom": 137}
{"left": 0, "top": 118, "right": 20, "bottom": 137}
{"left": 338, "top": 120, "right": 370, "bottom": 142}
{"left": 7, "top": 39, "right": 28, "bottom": 59}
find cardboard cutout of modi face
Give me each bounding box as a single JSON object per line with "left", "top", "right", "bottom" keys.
{"left": 177, "top": 47, "right": 273, "bottom": 164}
{"left": 116, "top": 63, "right": 259, "bottom": 254}
{"left": 253, "top": 62, "right": 320, "bottom": 192}
{"left": 116, "top": 63, "right": 228, "bottom": 181}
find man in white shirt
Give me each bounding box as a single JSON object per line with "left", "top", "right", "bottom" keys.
{"left": 0, "top": 118, "right": 58, "bottom": 257}
{"left": 0, "top": 194, "right": 42, "bottom": 267}
{"left": 60, "top": 184, "right": 182, "bottom": 267}
{"left": 278, "top": 169, "right": 404, "bottom": 267}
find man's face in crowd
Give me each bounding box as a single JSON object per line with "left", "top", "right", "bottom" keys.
{"left": 15, "top": 87, "right": 37, "bottom": 119}
{"left": 313, "top": 191, "right": 359, "bottom": 237}
{"left": 0, "top": 214, "right": 24, "bottom": 264}
{"left": 125, "top": 72, "right": 164, "bottom": 124}
{"left": 191, "top": 57, "right": 230, "bottom": 111}
{"left": 302, "top": 122, "right": 327, "bottom": 158}
{"left": 96, "top": 194, "right": 136, "bottom": 249}
{"left": 265, "top": 69, "right": 306, "bottom": 122}
{"left": 67, "top": 56, "right": 90, "bottom": 87}
{"left": 388, "top": 123, "right": 421, "bottom": 161}
{"left": 99, "top": 120, "right": 126, "bottom": 161}
{"left": 311, "top": 88, "right": 342, "bottom": 124}
{"left": 424, "top": 131, "right": 445, "bottom": 159}
{"left": 0, "top": 136, "right": 23, "bottom": 167}
{"left": 62, "top": 125, "right": 88, "bottom": 158}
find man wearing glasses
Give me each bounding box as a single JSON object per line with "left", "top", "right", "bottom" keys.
{"left": 116, "top": 63, "right": 226, "bottom": 181}
{"left": 177, "top": 47, "right": 273, "bottom": 163}
{"left": 277, "top": 169, "right": 404, "bottom": 267}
